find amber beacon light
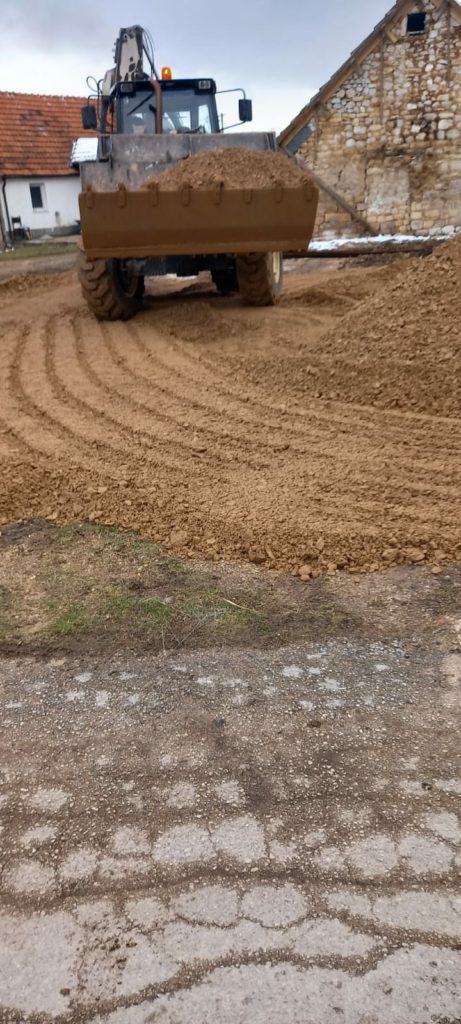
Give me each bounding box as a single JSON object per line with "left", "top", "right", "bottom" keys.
{"left": 161, "top": 66, "right": 172, "bottom": 80}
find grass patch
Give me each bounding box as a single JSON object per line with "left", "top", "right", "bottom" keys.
{"left": 0, "top": 241, "right": 77, "bottom": 262}
{"left": 48, "top": 590, "right": 173, "bottom": 640}
{"left": 56, "top": 523, "right": 166, "bottom": 561}
{"left": 0, "top": 584, "right": 14, "bottom": 639}
{"left": 35, "top": 551, "right": 270, "bottom": 646}
{"left": 159, "top": 554, "right": 191, "bottom": 576}
{"left": 49, "top": 605, "right": 95, "bottom": 637}
{"left": 0, "top": 519, "right": 355, "bottom": 652}
{"left": 52, "top": 588, "right": 260, "bottom": 642}
{"left": 181, "top": 589, "right": 269, "bottom": 634}
{"left": 102, "top": 593, "right": 172, "bottom": 632}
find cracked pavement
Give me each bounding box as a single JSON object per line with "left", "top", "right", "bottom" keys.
{"left": 1, "top": 613, "right": 461, "bottom": 1021}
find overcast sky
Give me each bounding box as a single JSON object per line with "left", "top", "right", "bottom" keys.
{"left": 2, "top": 0, "right": 393, "bottom": 132}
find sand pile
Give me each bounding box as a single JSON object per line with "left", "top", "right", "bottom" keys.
{"left": 0, "top": 258, "right": 459, "bottom": 577}
{"left": 278, "top": 235, "right": 461, "bottom": 417}
{"left": 150, "top": 147, "right": 308, "bottom": 190}
{"left": 0, "top": 273, "right": 59, "bottom": 297}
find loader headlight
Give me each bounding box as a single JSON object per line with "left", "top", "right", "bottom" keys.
{"left": 198, "top": 80, "right": 212, "bottom": 90}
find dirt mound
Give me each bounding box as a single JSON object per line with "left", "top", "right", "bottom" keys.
{"left": 0, "top": 261, "right": 459, "bottom": 578}
{"left": 275, "top": 237, "right": 461, "bottom": 416}
{"left": 151, "top": 148, "right": 308, "bottom": 191}
{"left": 0, "top": 272, "right": 61, "bottom": 297}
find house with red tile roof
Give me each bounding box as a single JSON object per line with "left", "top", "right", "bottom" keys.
{"left": 0, "top": 92, "right": 95, "bottom": 244}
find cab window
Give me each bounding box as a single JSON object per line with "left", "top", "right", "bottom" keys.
{"left": 120, "top": 92, "right": 157, "bottom": 134}
{"left": 120, "top": 86, "right": 217, "bottom": 135}
{"left": 162, "top": 90, "right": 215, "bottom": 134}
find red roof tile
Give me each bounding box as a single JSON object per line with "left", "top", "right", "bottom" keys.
{"left": 0, "top": 92, "right": 97, "bottom": 177}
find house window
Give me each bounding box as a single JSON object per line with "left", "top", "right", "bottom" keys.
{"left": 30, "top": 183, "right": 47, "bottom": 211}
{"left": 407, "top": 12, "right": 426, "bottom": 33}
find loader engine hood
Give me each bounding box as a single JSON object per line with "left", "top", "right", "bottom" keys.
{"left": 79, "top": 132, "right": 279, "bottom": 190}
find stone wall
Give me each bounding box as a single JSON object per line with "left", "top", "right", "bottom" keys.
{"left": 298, "top": 0, "right": 461, "bottom": 238}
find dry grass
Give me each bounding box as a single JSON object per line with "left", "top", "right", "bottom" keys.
{"left": 0, "top": 521, "right": 274, "bottom": 651}
{"left": 1, "top": 518, "right": 458, "bottom": 656}
{"left": 0, "top": 241, "right": 77, "bottom": 262}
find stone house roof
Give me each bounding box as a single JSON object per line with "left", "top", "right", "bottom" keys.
{"left": 279, "top": 0, "right": 461, "bottom": 149}
{"left": 0, "top": 92, "right": 97, "bottom": 177}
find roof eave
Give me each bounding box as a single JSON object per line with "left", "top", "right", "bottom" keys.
{"left": 0, "top": 169, "right": 78, "bottom": 178}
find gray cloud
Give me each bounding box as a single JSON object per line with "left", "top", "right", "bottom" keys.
{"left": 7, "top": 0, "right": 393, "bottom": 87}
{"left": 4, "top": 1, "right": 108, "bottom": 49}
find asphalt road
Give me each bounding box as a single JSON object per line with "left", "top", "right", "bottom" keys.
{"left": 1, "top": 619, "right": 460, "bottom": 1022}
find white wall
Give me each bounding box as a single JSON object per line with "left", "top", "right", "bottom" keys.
{"left": 1, "top": 175, "right": 81, "bottom": 235}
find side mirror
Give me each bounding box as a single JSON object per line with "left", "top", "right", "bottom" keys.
{"left": 239, "top": 98, "right": 253, "bottom": 123}
{"left": 81, "top": 105, "right": 97, "bottom": 131}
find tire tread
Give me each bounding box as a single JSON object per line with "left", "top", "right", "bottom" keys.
{"left": 78, "top": 251, "right": 143, "bottom": 321}
{"left": 236, "top": 253, "right": 283, "bottom": 306}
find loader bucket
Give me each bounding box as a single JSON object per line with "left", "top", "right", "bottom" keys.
{"left": 78, "top": 134, "right": 318, "bottom": 259}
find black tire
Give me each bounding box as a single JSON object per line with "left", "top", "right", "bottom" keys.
{"left": 236, "top": 252, "right": 283, "bottom": 306}
{"left": 78, "top": 251, "right": 145, "bottom": 321}
{"left": 211, "top": 267, "right": 239, "bottom": 296}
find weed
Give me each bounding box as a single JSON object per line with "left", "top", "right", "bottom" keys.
{"left": 101, "top": 592, "right": 172, "bottom": 631}
{"left": 159, "top": 554, "right": 190, "bottom": 577}
{"left": 182, "top": 589, "right": 268, "bottom": 634}
{"left": 49, "top": 606, "right": 94, "bottom": 637}
{"left": 0, "top": 583, "right": 12, "bottom": 608}
{"left": 0, "top": 585, "right": 14, "bottom": 639}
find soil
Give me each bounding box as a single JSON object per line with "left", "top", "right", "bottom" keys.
{"left": 0, "top": 246, "right": 460, "bottom": 578}
{"left": 151, "top": 148, "right": 309, "bottom": 190}
{"left": 0, "top": 271, "right": 68, "bottom": 296}
{"left": 275, "top": 234, "right": 461, "bottom": 417}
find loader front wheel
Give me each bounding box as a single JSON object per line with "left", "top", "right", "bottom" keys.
{"left": 78, "top": 252, "right": 145, "bottom": 321}
{"left": 236, "top": 252, "right": 283, "bottom": 307}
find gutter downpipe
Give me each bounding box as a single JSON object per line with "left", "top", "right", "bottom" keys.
{"left": 1, "top": 177, "right": 13, "bottom": 248}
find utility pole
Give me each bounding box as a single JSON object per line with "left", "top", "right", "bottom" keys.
{"left": 0, "top": 181, "right": 8, "bottom": 250}
{"left": 0, "top": 179, "right": 11, "bottom": 248}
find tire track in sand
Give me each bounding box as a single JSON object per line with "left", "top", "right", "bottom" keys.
{"left": 9, "top": 320, "right": 140, "bottom": 476}
{"left": 75, "top": 315, "right": 271, "bottom": 470}
{"left": 132, "top": 312, "right": 461, "bottom": 507}
{"left": 98, "top": 318, "right": 282, "bottom": 463}
{"left": 148, "top": 300, "right": 461, "bottom": 459}
{"left": 106, "top": 314, "right": 456, "bottom": 509}
{"left": 0, "top": 262, "right": 459, "bottom": 574}
{"left": 1, "top": 326, "right": 76, "bottom": 465}
{"left": 92, "top": 306, "right": 461, "bottom": 538}
{"left": 44, "top": 314, "right": 198, "bottom": 477}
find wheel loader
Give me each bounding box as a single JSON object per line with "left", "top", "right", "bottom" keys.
{"left": 76, "top": 25, "right": 319, "bottom": 320}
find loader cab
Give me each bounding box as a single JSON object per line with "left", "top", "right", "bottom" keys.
{"left": 116, "top": 78, "right": 220, "bottom": 136}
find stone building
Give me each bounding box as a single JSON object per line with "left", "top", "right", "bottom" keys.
{"left": 279, "top": 0, "right": 461, "bottom": 238}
